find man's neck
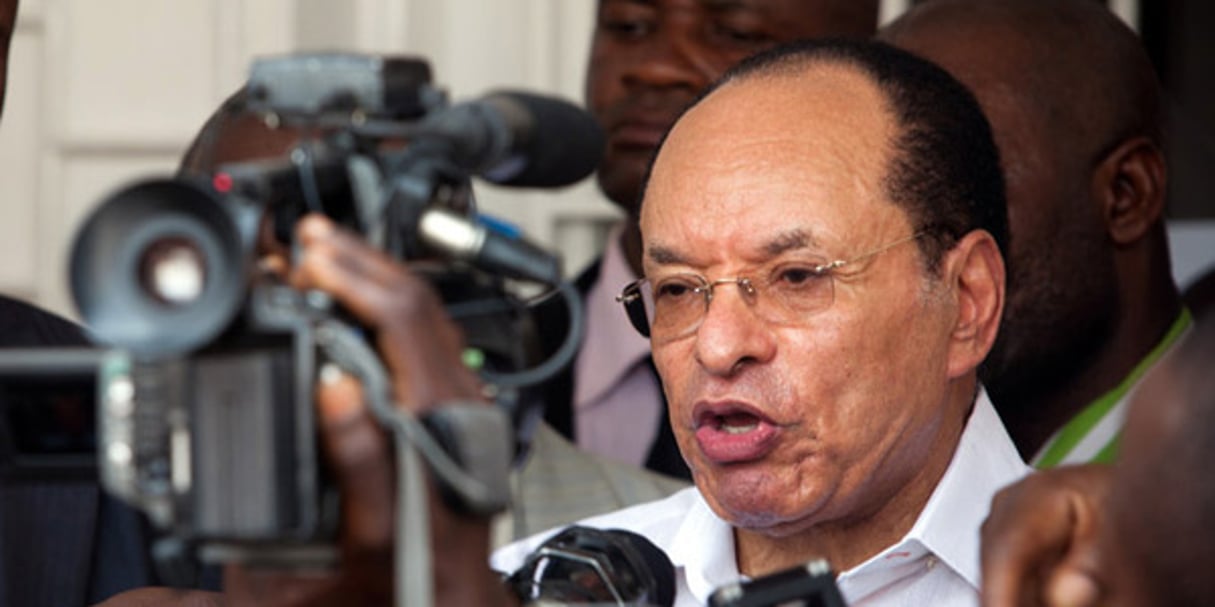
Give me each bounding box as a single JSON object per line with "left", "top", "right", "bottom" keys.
{"left": 998, "top": 289, "right": 1183, "bottom": 460}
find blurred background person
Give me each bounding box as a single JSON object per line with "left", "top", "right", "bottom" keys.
{"left": 978, "top": 315, "right": 1215, "bottom": 607}
{"left": 882, "top": 0, "right": 1190, "bottom": 467}
{"left": 0, "top": 0, "right": 172, "bottom": 603}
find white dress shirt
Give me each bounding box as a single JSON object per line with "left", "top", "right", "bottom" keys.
{"left": 492, "top": 389, "right": 1029, "bottom": 606}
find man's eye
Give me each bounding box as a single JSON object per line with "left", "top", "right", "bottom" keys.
{"left": 710, "top": 23, "right": 771, "bottom": 46}
{"left": 600, "top": 17, "right": 652, "bottom": 38}
{"left": 775, "top": 267, "right": 827, "bottom": 287}
{"left": 654, "top": 280, "right": 697, "bottom": 300}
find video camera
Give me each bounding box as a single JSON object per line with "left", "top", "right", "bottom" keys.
{"left": 0, "top": 53, "right": 601, "bottom": 571}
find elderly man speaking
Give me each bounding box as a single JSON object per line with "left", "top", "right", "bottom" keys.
{"left": 189, "top": 38, "right": 1028, "bottom": 607}
{"left": 492, "top": 38, "right": 1026, "bottom": 606}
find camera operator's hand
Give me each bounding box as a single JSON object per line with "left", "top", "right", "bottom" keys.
{"left": 980, "top": 464, "right": 1111, "bottom": 607}
{"left": 221, "top": 215, "right": 518, "bottom": 607}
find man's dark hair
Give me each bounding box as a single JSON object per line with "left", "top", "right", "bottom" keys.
{"left": 178, "top": 87, "right": 249, "bottom": 175}
{"left": 666, "top": 38, "right": 1009, "bottom": 273}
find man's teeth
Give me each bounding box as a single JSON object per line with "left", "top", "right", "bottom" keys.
{"left": 720, "top": 419, "right": 758, "bottom": 434}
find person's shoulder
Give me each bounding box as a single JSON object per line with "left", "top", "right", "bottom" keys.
{"left": 508, "top": 424, "right": 689, "bottom": 538}
{"left": 0, "top": 295, "right": 88, "bottom": 347}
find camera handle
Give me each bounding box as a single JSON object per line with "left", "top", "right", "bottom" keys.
{"left": 313, "top": 317, "right": 513, "bottom": 607}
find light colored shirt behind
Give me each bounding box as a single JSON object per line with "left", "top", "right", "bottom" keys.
{"left": 573, "top": 224, "right": 664, "bottom": 467}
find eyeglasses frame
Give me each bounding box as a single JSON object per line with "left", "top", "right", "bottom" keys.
{"left": 616, "top": 230, "right": 930, "bottom": 339}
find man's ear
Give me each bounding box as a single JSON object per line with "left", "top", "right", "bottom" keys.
{"left": 944, "top": 230, "right": 1005, "bottom": 379}
{"left": 1093, "top": 136, "right": 1167, "bottom": 246}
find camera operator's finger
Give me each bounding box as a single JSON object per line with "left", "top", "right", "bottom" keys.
{"left": 314, "top": 363, "right": 395, "bottom": 603}
{"left": 980, "top": 464, "right": 1110, "bottom": 607}
{"left": 219, "top": 366, "right": 396, "bottom": 607}
{"left": 290, "top": 215, "right": 414, "bottom": 305}
{"left": 290, "top": 214, "right": 483, "bottom": 409}
{"left": 316, "top": 364, "right": 395, "bottom": 555}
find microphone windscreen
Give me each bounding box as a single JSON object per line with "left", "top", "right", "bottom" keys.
{"left": 612, "top": 527, "right": 677, "bottom": 607}
{"left": 508, "top": 525, "right": 676, "bottom": 606}
{"left": 482, "top": 92, "right": 605, "bottom": 188}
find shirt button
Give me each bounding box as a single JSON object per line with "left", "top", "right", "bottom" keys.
{"left": 925, "top": 556, "right": 938, "bottom": 570}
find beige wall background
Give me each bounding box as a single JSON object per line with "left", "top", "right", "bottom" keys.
{"left": 0, "top": 0, "right": 618, "bottom": 320}
{"left": 2, "top": 0, "right": 1174, "bottom": 323}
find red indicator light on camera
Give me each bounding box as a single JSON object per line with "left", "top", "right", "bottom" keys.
{"left": 212, "top": 172, "right": 233, "bottom": 193}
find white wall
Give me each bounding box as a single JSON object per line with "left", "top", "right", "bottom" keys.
{"left": 0, "top": 0, "right": 614, "bottom": 320}
{"left": 6, "top": 0, "right": 1202, "bottom": 321}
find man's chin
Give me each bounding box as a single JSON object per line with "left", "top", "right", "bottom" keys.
{"left": 701, "top": 478, "right": 825, "bottom": 537}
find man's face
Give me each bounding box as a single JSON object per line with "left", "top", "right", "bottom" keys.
{"left": 587, "top": 0, "right": 875, "bottom": 212}
{"left": 0, "top": 0, "right": 18, "bottom": 115}
{"left": 641, "top": 66, "right": 968, "bottom": 536}
{"left": 887, "top": 22, "right": 1118, "bottom": 402}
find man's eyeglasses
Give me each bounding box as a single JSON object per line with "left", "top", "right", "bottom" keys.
{"left": 616, "top": 231, "right": 927, "bottom": 342}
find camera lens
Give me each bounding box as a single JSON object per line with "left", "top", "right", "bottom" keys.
{"left": 138, "top": 237, "right": 208, "bottom": 306}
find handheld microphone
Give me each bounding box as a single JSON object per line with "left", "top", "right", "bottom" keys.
{"left": 507, "top": 525, "right": 676, "bottom": 606}
{"left": 417, "top": 208, "right": 561, "bottom": 285}
{"left": 409, "top": 91, "right": 605, "bottom": 188}
{"left": 709, "top": 559, "right": 846, "bottom": 607}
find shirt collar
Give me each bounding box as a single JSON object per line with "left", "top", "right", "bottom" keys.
{"left": 667, "top": 490, "right": 740, "bottom": 603}
{"left": 573, "top": 224, "right": 654, "bottom": 409}
{"left": 841, "top": 388, "right": 1028, "bottom": 594}
{"left": 665, "top": 388, "right": 1027, "bottom": 603}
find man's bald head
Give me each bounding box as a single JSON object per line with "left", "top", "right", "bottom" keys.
{"left": 881, "top": 0, "right": 1177, "bottom": 450}
{"left": 882, "top": 0, "right": 1161, "bottom": 156}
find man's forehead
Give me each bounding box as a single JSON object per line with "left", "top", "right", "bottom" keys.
{"left": 696, "top": 62, "right": 883, "bottom": 130}
{"left": 639, "top": 60, "right": 898, "bottom": 237}
{"left": 653, "top": 62, "right": 893, "bottom": 189}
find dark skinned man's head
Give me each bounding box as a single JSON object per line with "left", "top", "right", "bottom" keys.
{"left": 881, "top": 0, "right": 1180, "bottom": 457}
{"left": 588, "top": 0, "right": 879, "bottom": 274}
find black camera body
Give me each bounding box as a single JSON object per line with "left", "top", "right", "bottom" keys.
{"left": 95, "top": 284, "right": 337, "bottom": 560}
{"left": 27, "top": 52, "right": 598, "bottom": 567}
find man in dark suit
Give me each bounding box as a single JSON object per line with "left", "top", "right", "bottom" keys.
{"left": 0, "top": 303, "right": 166, "bottom": 606}
{"left": 0, "top": 1, "right": 168, "bottom": 602}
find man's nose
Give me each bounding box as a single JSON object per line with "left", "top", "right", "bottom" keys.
{"left": 622, "top": 27, "right": 716, "bottom": 91}
{"left": 693, "top": 286, "right": 776, "bottom": 377}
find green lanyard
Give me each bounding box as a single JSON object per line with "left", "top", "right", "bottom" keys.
{"left": 1033, "top": 308, "right": 1194, "bottom": 468}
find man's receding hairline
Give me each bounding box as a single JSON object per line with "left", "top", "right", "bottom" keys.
{"left": 711, "top": 53, "right": 906, "bottom": 214}
{"left": 713, "top": 52, "right": 899, "bottom": 137}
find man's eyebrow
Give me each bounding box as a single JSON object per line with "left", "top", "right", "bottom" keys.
{"left": 648, "top": 245, "right": 687, "bottom": 266}
{"left": 646, "top": 229, "right": 817, "bottom": 266}
{"left": 763, "top": 229, "right": 816, "bottom": 256}
{"left": 699, "top": 0, "right": 748, "bottom": 10}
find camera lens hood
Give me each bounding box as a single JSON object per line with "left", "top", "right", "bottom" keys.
{"left": 70, "top": 179, "right": 253, "bottom": 357}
